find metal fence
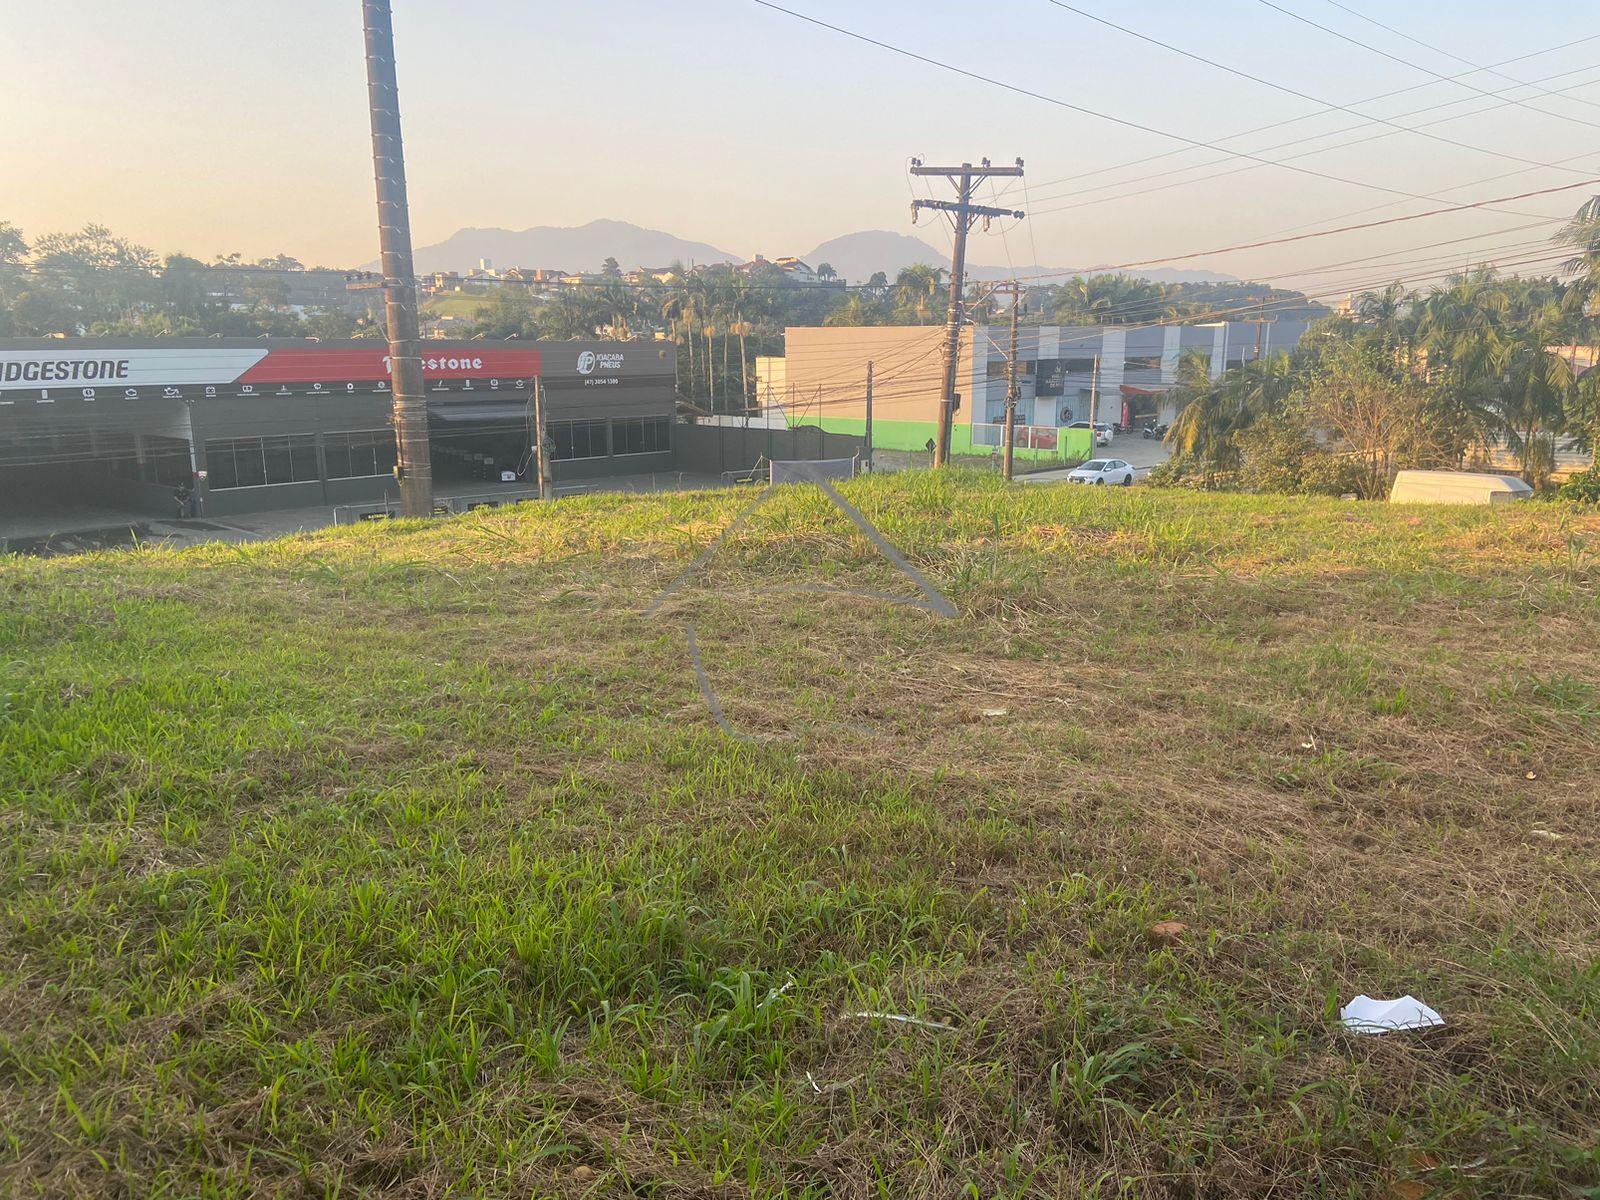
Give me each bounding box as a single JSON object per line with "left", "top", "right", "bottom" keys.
{"left": 970, "top": 422, "right": 1066, "bottom": 453}
{"left": 771, "top": 457, "right": 857, "bottom": 484}
{"left": 673, "top": 422, "right": 865, "bottom": 478}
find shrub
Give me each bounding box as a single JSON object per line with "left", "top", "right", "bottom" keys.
{"left": 1556, "top": 466, "right": 1600, "bottom": 503}
{"left": 1237, "top": 418, "right": 1310, "bottom": 494}
{"left": 1299, "top": 453, "right": 1368, "bottom": 497}
{"left": 1144, "top": 459, "right": 1208, "bottom": 489}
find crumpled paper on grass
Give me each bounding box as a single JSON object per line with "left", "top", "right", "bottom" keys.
{"left": 1339, "top": 994, "right": 1444, "bottom": 1034}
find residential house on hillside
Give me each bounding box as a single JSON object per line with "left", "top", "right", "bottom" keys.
{"left": 625, "top": 266, "right": 680, "bottom": 286}
{"left": 422, "top": 271, "right": 464, "bottom": 295}
{"left": 502, "top": 267, "right": 568, "bottom": 293}
{"left": 738, "top": 255, "right": 843, "bottom": 288}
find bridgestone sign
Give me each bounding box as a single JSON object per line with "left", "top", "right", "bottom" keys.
{"left": 2, "top": 358, "right": 132, "bottom": 384}
{"left": 0, "top": 346, "right": 543, "bottom": 403}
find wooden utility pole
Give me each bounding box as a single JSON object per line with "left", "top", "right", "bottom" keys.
{"left": 911, "top": 158, "right": 1025, "bottom": 467}
{"left": 362, "top": 0, "right": 432, "bottom": 517}
{"left": 995, "top": 281, "right": 1023, "bottom": 480}
{"left": 1242, "top": 302, "right": 1277, "bottom": 363}
{"left": 532, "top": 377, "right": 553, "bottom": 500}
{"left": 863, "top": 360, "right": 874, "bottom": 474}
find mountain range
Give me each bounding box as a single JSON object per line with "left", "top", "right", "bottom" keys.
{"left": 400, "top": 219, "right": 739, "bottom": 276}
{"left": 399, "top": 219, "right": 1238, "bottom": 285}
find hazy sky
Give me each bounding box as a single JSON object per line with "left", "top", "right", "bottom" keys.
{"left": 3, "top": 0, "right": 1597, "bottom": 296}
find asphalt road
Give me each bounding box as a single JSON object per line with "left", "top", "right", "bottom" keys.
{"left": 1022, "top": 434, "right": 1171, "bottom": 484}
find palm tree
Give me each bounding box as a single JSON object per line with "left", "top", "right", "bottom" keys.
{"left": 727, "top": 269, "right": 771, "bottom": 412}
{"left": 1492, "top": 290, "right": 1583, "bottom": 485}
{"left": 1559, "top": 196, "right": 1600, "bottom": 281}
{"left": 1053, "top": 274, "right": 1167, "bottom": 325}
{"left": 596, "top": 281, "right": 634, "bottom": 339}
{"left": 1413, "top": 270, "right": 1511, "bottom": 464}
{"left": 823, "top": 292, "right": 887, "bottom": 327}
{"left": 891, "top": 264, "right": 946, "bottom": 324}
{"left": 816, "top": 262, "right": 837, "bottom": 282}
{"left": 660, "top": 264, "right": 694, "bottom": 399}
{"left": 1166, "top": 351, "right": 1285, "bottom": 487}
{"left": 1558, "top": 197, "right": 1600, "bottom": 463}
{"left": 536, "top": 289, "right": 600, "bottom": 340}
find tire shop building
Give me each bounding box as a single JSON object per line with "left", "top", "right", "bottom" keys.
{"left": 0, "top": 338, "right": 676, "bottom": 518}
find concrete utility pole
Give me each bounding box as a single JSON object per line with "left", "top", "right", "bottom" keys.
{"left": 863, "top": 360, "right": 874, "bottom": 474}
{"left": 1088, "top": 354, "right": 1101, "bottom": 437}
{"left": 911, "top": 158, "right": 1025, "bottom": 467}
{"left": 362, "top": 0, "right": 432, "bottom": 517}
{"left": 998, "top": 281, "right": 1022, "bottom": 481}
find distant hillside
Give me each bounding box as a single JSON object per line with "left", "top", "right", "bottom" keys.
{"left": 398, "top": 220, "right": 739, "bottom": 275}
{"left": 801, "top": 231, "right": 953, "bottom": 283}
{"left": 399, "top": 219, "right": 1239, "bottom": 285}
{"left": 965, "top": 262, "right": 1240, "bottom": 286}
{"left": 801, "top": 229, "right": 1238, "bottom": 286}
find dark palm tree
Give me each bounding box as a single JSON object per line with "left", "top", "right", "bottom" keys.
{"left": 891, "top": 264, "right": 945, "bottom": 324}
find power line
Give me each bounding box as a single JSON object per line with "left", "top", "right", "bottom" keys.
{"left": 1312, "top": 0, "right": 1600, "bottom": 114}
{"left": 1042, "top": 0, "right": 1600, "bottom": 175}
{"left": 1016, "top": 34, "right": 1600, "bottom": 197}
{"left": 745, "top": 0, "right": 1562, "bottom": 210}
{"left": 1254, "top": 0, "right": 1600, "bottom": 130}
{"left": 1021, "top": 63, "right": 1600, "bottom": 218}
{"left": 1014, "top": 176, "right": 1600, "bottom": 280}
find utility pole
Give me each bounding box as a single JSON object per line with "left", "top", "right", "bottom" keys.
{"left": 1239, "top": 302, "right": 1278, "bottom": 409}
{"left": 995, "top": 281, "right": 1023, "bottom": 481}
{"left": 362, "top": 0, "right": 432, "bottom": 518}
{"left": 1088, "top": 352, "right": 1100, "bottom": 454}
{"left": 532, "top": 377, "right": 553, "bottom": 500}
{"left": 911, "top": 157, "right": 1025, "bottom": 467}
{"left": 863, "top": 360, "right": 874, "bottom": 474}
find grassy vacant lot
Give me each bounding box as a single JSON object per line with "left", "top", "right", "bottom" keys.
{"left": 2, "top": 474, "right": 1598, "bottom": 1199}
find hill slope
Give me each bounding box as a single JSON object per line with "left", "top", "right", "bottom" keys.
{"left": 801, "top": 229, "right": 952, "bottom": 282}
{"left": 401, "top": 218, "right": 740, "bottom": 274}
{"left": 3, "top": 475, "right": 1597, "bottom": 1197}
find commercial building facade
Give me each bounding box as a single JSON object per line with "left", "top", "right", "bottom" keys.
{"left": 0, "top": 338, "right": 675, "bottom": 518}
{"left": 766, "top": 319, "right": 1310, "bottom": 461}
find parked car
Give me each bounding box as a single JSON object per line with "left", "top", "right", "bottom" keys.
{"left": 1067, "top": 458, "right": 1136, "bottom": 486}
{"left": 1066, "top": 420, "right": 1112, "bottom": 446}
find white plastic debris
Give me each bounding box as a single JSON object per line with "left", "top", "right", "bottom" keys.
{"left": 842, "top": 1011, "right": 957, "bottom": 1032}
{"left": 1339, "top": 994, "right": 1444, "bottom": 1034}
{"left": 981, "top": 708, "right": 1009, "bottom": 718}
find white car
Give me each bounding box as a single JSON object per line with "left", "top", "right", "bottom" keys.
{"left": 1067, "top": 458, "right": 1136, "bottom": 486}
{"left": 1066, "top": 420, "right": 1112, "bottom": 446}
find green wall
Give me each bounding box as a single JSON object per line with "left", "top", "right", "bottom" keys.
{"left": 794, "top": 416, "right": 1094, "bottom": 463}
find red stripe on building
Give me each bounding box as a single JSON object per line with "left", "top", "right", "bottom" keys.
{"left": 238, "top": 348, "right": 541, "bottom": 384}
